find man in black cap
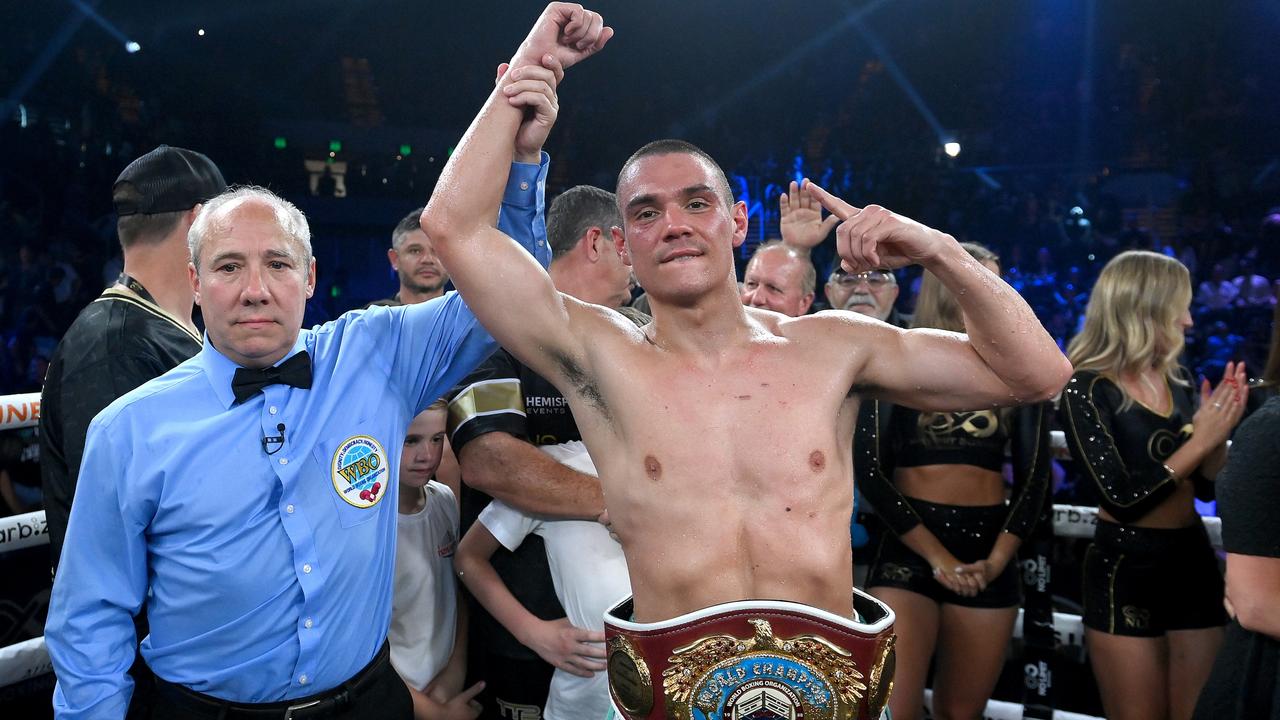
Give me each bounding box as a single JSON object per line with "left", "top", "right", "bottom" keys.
{"left": 41, "top": 144, "right": 226, "bottom": 576}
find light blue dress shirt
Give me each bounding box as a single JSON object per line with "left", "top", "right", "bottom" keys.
{"left": 45, "top": 157, "right": 550, "bottom": 719}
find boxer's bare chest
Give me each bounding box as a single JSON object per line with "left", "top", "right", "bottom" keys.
{"left": 579, "top": 333, "right": 859, "bottom": 526}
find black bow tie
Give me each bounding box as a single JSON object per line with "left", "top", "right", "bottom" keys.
{"left": 231, "top": 351, "right": 313, "bottom": 403}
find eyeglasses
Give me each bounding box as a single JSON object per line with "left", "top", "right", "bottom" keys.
{"left": 830, "top": 270, "right": 895, "bottom": 288}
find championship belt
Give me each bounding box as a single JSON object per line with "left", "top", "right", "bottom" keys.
{"left": 604, "top": 590, "right": 895, "bottom": 720}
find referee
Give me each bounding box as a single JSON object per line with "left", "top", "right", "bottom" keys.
{"left": 44, "top": 144, "right": 550, "bottom": 717}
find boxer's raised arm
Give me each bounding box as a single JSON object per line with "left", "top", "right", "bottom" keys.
{"left": 422, "top": 4, "right": 611, "bottom": 385}
{"left": 807, "top": 180, "right": 1071, "bottom": 407}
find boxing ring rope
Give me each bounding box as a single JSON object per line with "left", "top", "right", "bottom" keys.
{"left": 0, "top": 400, "right": 1225, "bottom": 719}
{"left": 0, "top": 392, "right": 51, "bottom": 690}
{"left": 923, "top": 690, "right": 1105, "bottom": 720}
{"left": 0, "top": 393, "right": 40, "bottom": 432}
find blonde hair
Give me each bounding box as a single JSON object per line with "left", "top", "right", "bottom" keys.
{"left": 1067, "top": 250, "right": 1191, "bottom": 405}
{"left": 911, "top": 242, "right": 999, "bottom": 333}
{"left": 911, "top": 242, "right": 1007, "bottom": 430}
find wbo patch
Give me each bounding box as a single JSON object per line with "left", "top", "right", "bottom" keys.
{"left": 331, "top": 435, "right": 389, "bottom": 508}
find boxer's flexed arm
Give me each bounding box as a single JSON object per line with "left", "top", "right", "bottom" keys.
{"left": 806, "top": 180, "right": 1072, "bottom": 409}
{"left": 423, "top": 4, "right": 612, "bottom": 385}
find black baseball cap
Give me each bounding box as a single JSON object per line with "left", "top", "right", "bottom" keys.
{"left": 112, "top": 145, "right": 227, "bottom": 217}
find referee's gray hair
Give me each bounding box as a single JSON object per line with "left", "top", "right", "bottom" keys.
{"left": 188, "top": 186, "right": 312, "bottom": 270}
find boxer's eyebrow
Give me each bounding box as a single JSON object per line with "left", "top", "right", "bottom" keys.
{"left": 625, "top": 193, "right": 658, "bottom": 212}
{"left": 625, "top": 185, "right": 717, "bottom": 213}
{"left": 679, "top": 184, "right": 716, "bottom": 199}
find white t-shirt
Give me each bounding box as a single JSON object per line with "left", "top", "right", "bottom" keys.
{"left": 390, "top": 481, "right": 459, "bottom": 690}
{"left": 478, "top": 441, "right": 631, "bottom": 720}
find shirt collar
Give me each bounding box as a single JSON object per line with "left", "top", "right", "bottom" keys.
{"left": 199, "top": 333, "right": 310, "bottom": 409}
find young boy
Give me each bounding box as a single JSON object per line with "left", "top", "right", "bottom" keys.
{"left": 391, "top": 400, "right": 484, "bottom": 720}
{"left": 455, "top": 441, "right": 631, "bottom": 720}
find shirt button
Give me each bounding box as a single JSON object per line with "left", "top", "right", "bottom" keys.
{"left": 304, "top": 618, "right": 314, "bottom": 629}
{"left": 299, "top": 674, "right": 308, "bottom": 685}
{"left": 286, "top": 504, "right": 295, "bottom": 514}
{"left": 279, "top": 458, "right": 289, "bottom": 465}
{"left": 303, "top": 563, "right": 312, "bottom": 574}
{"left": 269, "top": 406, "right": 278, "bottom": 415}
{"left": 519, "top": 181, "right": 529, "bottom": 191}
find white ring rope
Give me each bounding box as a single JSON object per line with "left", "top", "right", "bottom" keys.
{"left": 0, "top": 392, "right": 48, "bottom": 691}
{"left": 1052, "top": 503, "right": 1223, "bottom": 548}
{"left": 0, "top": 392, "right": 39, "bottom": 431}
{"left": 0, "top": 510, "right": 48, "bottom": 554}
{"left": 923, "top": 690, "right": 1103, "bottom": 720}
{"left": 1012, "top": 609, "right": 1086, "bottom": 649}
{"left": 0, "top": 636, "right": 50, "bottom": 690}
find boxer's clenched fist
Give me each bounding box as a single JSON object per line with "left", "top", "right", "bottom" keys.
{"left": 509, "top": 3, "right": 613, "bottom": 80}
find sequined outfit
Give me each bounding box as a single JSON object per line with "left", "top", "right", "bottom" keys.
{"left": 856, "top": 401, "right": 1050, "bottom": 608}
{"left": 1059, "top": 369, "right": 1225, "bottom": 636}
{"left": 1059, "top": 369, "right": 1211, "bottom": 521}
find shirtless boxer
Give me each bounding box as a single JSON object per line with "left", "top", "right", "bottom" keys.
{"left": 422, "top": 6, "right": 1072, "bottom": 719}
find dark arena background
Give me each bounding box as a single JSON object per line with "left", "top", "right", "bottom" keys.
{"left": 2, "top": 1, "right": 1279, "bottom": 718}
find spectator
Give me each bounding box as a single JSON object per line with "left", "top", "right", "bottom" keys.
{"left": 1197, "top": 262, "right": 1239, "bottom": 310}
{"left": 1060, "top": 250, "right": 1246, "bottom": 720}
{"left": 42, "top": 145, "right": 226, "bottom": 579}
{"left": 445, "top": 185, "right": 631, "bottom": 720}
{"left": 390, "top": 400, "right": 483, "bottom": 720}
{"left": 825, "top": 268, "right": 904, "bottom": 324}
{"left": 1194, "top": 312, "right": 1280, "bottom": 718}
{"left": 1232, "top": 253, "right": 1274, "bottom": 307}
{"left": 380, "top": 207, "right": 450, "bottom": 306}
{"left": 740, "top": 240, "right": 815, "bottom": 316}
{"left": 858, "top": 243, "right": 1051, "bottom": 720}
{"left": 456, "top": 442, "right": 630, "bottom": 720}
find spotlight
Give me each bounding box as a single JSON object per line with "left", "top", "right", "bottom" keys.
{"left": 197, "top": 28, "right": 206, "bottom": 37}
{"left": 943, "top": 141, "right": 961, "bottom": 158}
{"left": 125, "top": 41, "right": 141, "bottom": 53}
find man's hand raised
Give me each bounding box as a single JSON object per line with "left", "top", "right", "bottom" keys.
{"left": 779, "top": 180, "right": 839, "bottom": 252}
{"left": 510, "top": 3, "right": 612, "bottom": 77}
{"left": 805, "top": 179, "right": 954, "bottom": 273}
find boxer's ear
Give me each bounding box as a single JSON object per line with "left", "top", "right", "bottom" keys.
{"left": 731, "top": 200, "right": 748, "bottom": 248}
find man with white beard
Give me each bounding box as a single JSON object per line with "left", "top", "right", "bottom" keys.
{"left": 825, "top": 267, "right": 906, "bottom": 326}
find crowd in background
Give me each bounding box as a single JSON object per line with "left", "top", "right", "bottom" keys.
{"left": 3, "top": 0, "right": 1278, "bottom": 397}
{"left": 4, "top": 128, "right": 1278, "bottom": 398}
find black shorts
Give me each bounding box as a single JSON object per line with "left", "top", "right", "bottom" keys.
{"left": 468, "top": 652, "right": 554, "bottom": 720}
{"left": 865, "top": 499, "right": 1022, "bottom": 609}
{"left": 1082, "top": 519, "right": 1226, "bottom": 637}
